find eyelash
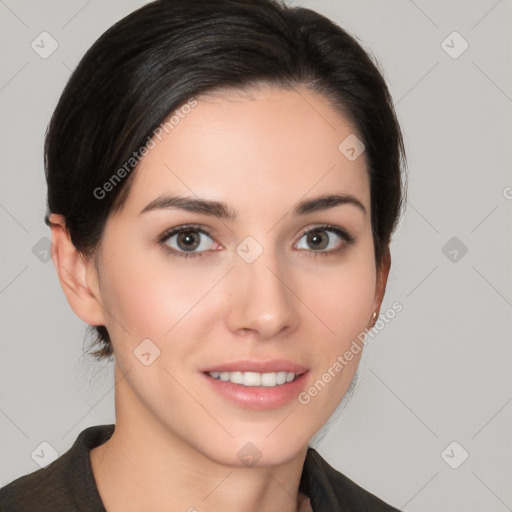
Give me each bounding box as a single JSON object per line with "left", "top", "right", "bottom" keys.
{"left": 157, "top": 224, "right": 355, "bottom": 259}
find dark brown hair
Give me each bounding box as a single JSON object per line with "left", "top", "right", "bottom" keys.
{"left": 44, "top": 0, "right": 407, "bottom": 360}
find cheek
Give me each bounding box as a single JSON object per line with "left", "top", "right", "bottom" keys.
{"left": 289, "top": 254, "right": 376, "bottom": 438}
{"left": 98, "top": 243, "right": 211, "bottom": 352}
{"left": 308, "top": 251, "right": 376, "bottom": 349}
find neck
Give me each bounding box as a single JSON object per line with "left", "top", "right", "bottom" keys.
{"left": 90, "top": 367, "right": 310, "bottom": 512}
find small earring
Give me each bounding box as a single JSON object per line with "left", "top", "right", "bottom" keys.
{"left": 368, "top": 311, "right": 377, "bottom": 327}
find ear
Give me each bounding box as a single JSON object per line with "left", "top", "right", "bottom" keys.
{"left": 48, "top": 213, "right": 106, "bottom": 327}
{"left": 369, "top": 246, "right": 391, "bottom": 328}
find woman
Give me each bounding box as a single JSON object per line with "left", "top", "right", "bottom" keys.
{"left": 0, "top": 0, "right": 407, "bottom": 510}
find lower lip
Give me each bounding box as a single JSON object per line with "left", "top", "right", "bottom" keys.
{"left": 203, "top": 372, "right": 310, "bottom": 410}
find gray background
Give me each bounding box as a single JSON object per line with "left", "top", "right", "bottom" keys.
{"left": 1, "top": 1, "right": 511, "bottom": 510}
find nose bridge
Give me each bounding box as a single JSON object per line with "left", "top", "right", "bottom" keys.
{"left": 226, "top": 236, "right": 298, "bottom": 339}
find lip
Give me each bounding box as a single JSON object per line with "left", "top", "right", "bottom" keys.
{"left": 201, "top": 359, "right": 308, "bottom": 374}
{"left": 203, "top": 372, "right": 310, "bottom": 410}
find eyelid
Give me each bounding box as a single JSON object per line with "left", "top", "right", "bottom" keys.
{"left": 296, "top": 223, "right": 355, "bottom": 244}
{"left": 158, "top": 224, "right": 216, "bottom": 242}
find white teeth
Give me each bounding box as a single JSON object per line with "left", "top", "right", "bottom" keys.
{"left": 207, "top": 370, "right": 300, "bottom": 387}
{"left": 230, "top": 371, "right": 243, "bottom": 384}
{"left": 276, "top": 371, "right": 287, "bottom": 385}
{"left": 243, "top": 372, "right": 261, "bottom": 386}
{"left": 261, "top": 372, "right": 275, "bottom": 386}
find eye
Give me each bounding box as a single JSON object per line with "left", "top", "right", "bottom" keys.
{"left": 295, "top": 225, "right": 354, "bottom": 256}
{"left": 158, "top": 225, "right": 217, "bottom": 258}
{"left": 157, "top": 224, "right": 354, "bottom": 260}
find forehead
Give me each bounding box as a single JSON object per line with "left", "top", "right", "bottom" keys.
{"left": 119, "top": 85, "right": 369, "bottom": 218}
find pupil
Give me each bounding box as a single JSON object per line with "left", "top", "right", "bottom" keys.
{"left": 179, "top": 231, "right": 199, "bottom": 250}
{"left": 308, "top": 230, "right": 327, "bottom": 250}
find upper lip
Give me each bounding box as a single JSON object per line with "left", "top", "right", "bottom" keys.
{"left": 201, "top": 359, "right": 308, "bottom": 374}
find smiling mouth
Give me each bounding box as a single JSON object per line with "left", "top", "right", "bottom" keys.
{"left": 206, "top": 371, "right": 304, "bottom": 387}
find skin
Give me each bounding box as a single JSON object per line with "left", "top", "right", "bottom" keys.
{"left": 49, "top": 84, "right": 390, "bottom": 512}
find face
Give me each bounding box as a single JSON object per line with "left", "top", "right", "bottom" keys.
{"left": 87, "top": 85, "right": 384, "bottom": 466}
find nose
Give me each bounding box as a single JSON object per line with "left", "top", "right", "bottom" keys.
{"left": 225, "top": 247, "right": 300, "bottom": 341}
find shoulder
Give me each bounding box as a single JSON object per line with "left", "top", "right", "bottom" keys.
{"left": 0, "top": 454, "right": 70, "bottom": 512}
{"left": 302, "top": 448, "right": 402, "bottom": 511}
{"left": 0, "top": 424, "right": 114, "bottom": 512}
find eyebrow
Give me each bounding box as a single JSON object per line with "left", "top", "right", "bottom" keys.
{"left": 139, "top": 192, "right": 367, "bottom": 219}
